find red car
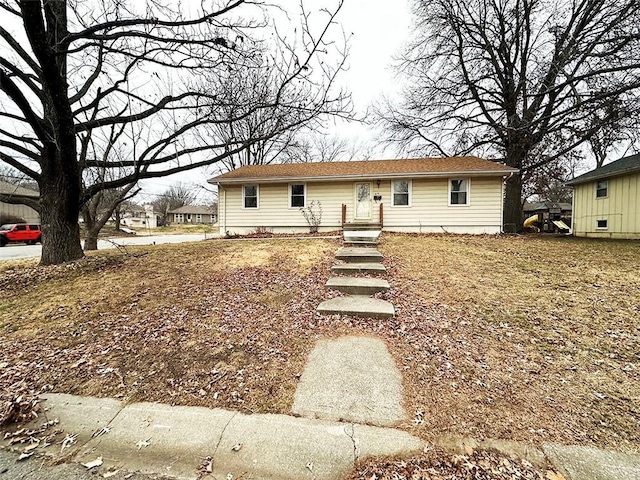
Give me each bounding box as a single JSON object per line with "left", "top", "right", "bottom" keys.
{"left": 0, "top": 223, "right": 42, "bottom": 246}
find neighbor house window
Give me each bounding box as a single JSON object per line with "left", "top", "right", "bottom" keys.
{"left": 597, "top": 219, "right": 608, "bottom": 229}
{"left": 196, "top": 214, "right": 202, "bottom": 223}
{"left": 175, "top": 213, "right": 183, "bottom": 222}
{"left": 596, "top": 180, "right": 608, "bottom": 198}
{"left": 449, "top": 178, "right": 469, "bottom": 205}
{"left": 392, "top": 180, "right": 411, "bottom": 206}
{"left": 290, "top": 183, "right": 306, "bottom": 208}
{"left": 243, "top": 185, "right": 259, "bottom": 208}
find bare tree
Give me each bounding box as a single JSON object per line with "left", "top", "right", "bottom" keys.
{"left": 152, "top": 183, "right": 197, "bottom": 225}
{"left": 377, "top": 0, "right": 640, "bottom": 228}
{"left": 279, "top": 133, "right": 375, "bottom": 163}
{"left": 0, "top": 0, "right": 350, "bottom": 264}
{"left": 0, "top": 165, "right": 39, "bottom": 192}
{"left": 81, "top": 184, "right": 139, "bottom": 250}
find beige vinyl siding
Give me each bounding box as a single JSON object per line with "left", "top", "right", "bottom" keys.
{"left": 381, "top": 177, "right": 503, "bottom": 231}
{"left": 572, "top": 172, "right": 640, "bottom": 238}
{"left": 219, "top": 176, "right": 505, "bottom": 234}
{"left": 221, "top": 182, "right": 351, "bottom": 232}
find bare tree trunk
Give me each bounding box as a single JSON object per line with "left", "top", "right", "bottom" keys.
{"left": 114, "top": 210, "right": 121, "bottom": 231}
{"left": 84, "top": 233, "right": 98, "bottom": 250}
{"left": 39, "top": 158, "right": 84, "bottom": 264}
{"left": 503, "top": 173, "right": 524, "bottom": 232}
{"left": 82, "top": 209, "right": 99, "bottom": 251}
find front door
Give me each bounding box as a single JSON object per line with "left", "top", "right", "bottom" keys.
{"left": 354, "top": 182, "right": 372, "bottom": 220}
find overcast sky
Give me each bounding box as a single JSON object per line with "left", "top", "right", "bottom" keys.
{"left": 139, "top": 0, "right": 413, "bottom": 203}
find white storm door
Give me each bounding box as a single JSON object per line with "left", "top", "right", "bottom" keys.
{"left": 355, "top": 182, "right": 372, "bottom": 220}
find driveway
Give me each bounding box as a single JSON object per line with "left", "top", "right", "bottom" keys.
{"left": 0, "top": 233, "right": 217, "bottom": 261}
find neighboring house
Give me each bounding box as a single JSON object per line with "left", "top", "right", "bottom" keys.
{"left": 168, "top": 205, "right": 217, "bottom": 224}
{"left": 566, "top": 154, "right": 640, "bottom": 239}
{"left": 121, "top": 204, "right": 160, "bottom": 229}
{"left": 0, "top": 180, "right": 40, "bottom": 224}
{"left": 209, "top": 157, "right": 518, "bottom": 235}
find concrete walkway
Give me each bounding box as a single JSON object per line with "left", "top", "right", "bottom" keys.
{"left": 292, "top": 337, "right": 407, "bottom": 426}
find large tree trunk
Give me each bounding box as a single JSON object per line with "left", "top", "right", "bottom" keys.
{"left": 27, "top": 1, "right": 84, "bottom": 265}
{"left": 39, "top": 161, "right": 84, "bottom": 265}
{"left": 503, "top": 173, "right": 524, "bottom": 232}
{"left": 502, "top": 145, "right": 527, "bottom": 232}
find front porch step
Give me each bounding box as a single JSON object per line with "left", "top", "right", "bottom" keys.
{"left": 342, "top": 223, "right": 382, "bottom": 231}
{"left": 317, "top": 296, "right": 395, "bottom": 318}
{"left": 326, "top": 276, "right": 390, "bottom": 295}
{"left": 335, "top": 247, "right": 383, "bottom": 263}
{"left": 343, "top": 230, "right": 381, "bottom": 245}
{"left": 331, "top": 263, "right": 386, "bottom": 274}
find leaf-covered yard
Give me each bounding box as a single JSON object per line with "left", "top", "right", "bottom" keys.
{"left": 1, "top": 235, "right": 638, "bottom": 456}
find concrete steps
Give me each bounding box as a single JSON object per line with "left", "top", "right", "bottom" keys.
{"left": 336, "top": 247, "right": 383, "bottom": 263}
{"left": 326, "top": 276, "right": 389, "bottom": 295}
{"left": 343, "top": 230, "right": 381, "bottom": 245}
{"left": 319, "top": 241, "right": 395, "bottom": 319}
{"left": 331, "top": 262, "right": 386, "bottom": 274}
{"left": 317, "top": 296, "right": 395, "bottom": 318}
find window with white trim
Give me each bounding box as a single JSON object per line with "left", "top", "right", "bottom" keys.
{"left": 175, "top": 213, "right": 184, "bottom": 222}
{"left": 596, "top": 180, "right": 608, "bottom": 198}
{"left": 392, "top": 180, "right": 411, "bottom": 206}
{"left": 196, "top": 214, "right": 202, "bottom": 223}
{"left": 243, "top": 185, "right": 258, "bottom": 209}
{"left": 290, "top": 183, "right": 306, "bottom": 208}
{"left": 596, "top": 219, "right": 608, "bottom": 229}
{"left": 449, "top": 178, "right": 469, "bottom": 205}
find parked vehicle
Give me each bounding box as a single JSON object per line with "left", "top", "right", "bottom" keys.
{"left": 0, "top": 223, "right": 42, "bottom": 247}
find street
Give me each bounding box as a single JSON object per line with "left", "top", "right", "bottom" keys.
{"left": 0, "top": 234, "right": 217, "bottom": 261}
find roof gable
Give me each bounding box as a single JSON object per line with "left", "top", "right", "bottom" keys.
{"left": 209, "top": 157, "right": 518, "bottom": 184}
{"left": 168, "top": 205, "right": 214, "bottom": 215}
{"left": 566, "top": 154, "right": 640, "bottom": 186}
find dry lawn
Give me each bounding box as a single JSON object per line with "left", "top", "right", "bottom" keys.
{"left": 1, "top": 234, "right": 639, "bottom": 456}
{"left": 380, "top": 234, "right": 640, "bottom": 453}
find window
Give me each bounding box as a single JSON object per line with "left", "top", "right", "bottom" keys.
{"left": 175, "top": 213, "right": 183, "bottom": 223}
{"left": 392, "top": 180, "right": 411, "bottom": 206}
{"left": 243, "top": 185, "right": 258, "bottom": 209}
{"left": 290, "top": 183, "right": 306, "bottom": 208}
{"left": 15, "top": 225, "right": 26, "bottom": 231}
{"left": 449, "top": 178, "right": 469, "bottom": 205}
{"left": 186, "top": 214, "right": 192, "bottom": 223}
{"left": 597, "top": 219, "right": 608, "bottom": 229}
{"left": 596, "top": 180, "right": 608, "bottom": 198}
{"left": 196, "top": 214, "right": 202, "bottom": 223}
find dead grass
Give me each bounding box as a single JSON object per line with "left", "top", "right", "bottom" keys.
{"left": 380, "top": 234, "right": 640, "bottom": 453}
{"left": 1, "top": 234, "right": 638, "bottom": 455}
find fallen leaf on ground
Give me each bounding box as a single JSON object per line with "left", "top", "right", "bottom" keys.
{"left": 82, "top": 456, "right": 103, "bottom": 469}
{"left": 136, "top": 438, "right": 151, "bottom": 449}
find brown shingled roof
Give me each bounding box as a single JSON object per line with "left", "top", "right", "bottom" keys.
{"left": 208, "top": 157, "right": 517, "bottom": 184}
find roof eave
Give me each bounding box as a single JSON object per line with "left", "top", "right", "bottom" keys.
{"left": 209, "top": 169, "right": 519, "bottom": 185}
{"left": 566, "top": 166, "right": 640, "bottom": 186}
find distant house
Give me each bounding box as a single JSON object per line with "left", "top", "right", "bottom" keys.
{"left": 566, "top": 154, "right": 640, "bottom": 239}
{"left": 121, "top": 204, "right": 160, "bottom": 229}
{"left": 168, "top": 205, "right": 217, "bottom": 224}
{"left": 0, "top": 180, "right": 40, "bottom": 224}
{"left": 209, "top": 157, "right": 518, "bottom": 235}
